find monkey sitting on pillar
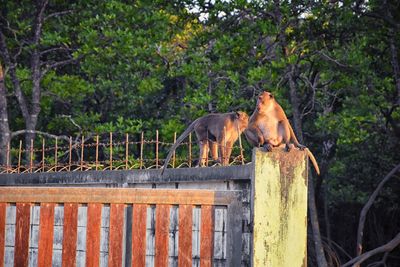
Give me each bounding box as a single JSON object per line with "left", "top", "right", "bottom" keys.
{"left": 161, "top": 111, "right": 249, "bottom": 174}
{"left": 244, "top": 91, "right": 320, "bottom": 175}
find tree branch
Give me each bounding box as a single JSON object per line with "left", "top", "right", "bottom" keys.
{"left": 343, "top": 232, "right": 400, "bottom": 267}
{"left": 356, "top": 163, "right": 400, "bottom": 256}
{"left": 11, "top": 129, "right": 70, "bottom": 142}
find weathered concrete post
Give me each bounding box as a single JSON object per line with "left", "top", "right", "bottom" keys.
{"left": 251, "top": 148, "right": 308, "bottom": 267}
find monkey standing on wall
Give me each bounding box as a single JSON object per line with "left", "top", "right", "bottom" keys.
{"left": 161, "top": 111, "right": 249, "bottom": 174}
{"left": 244, "top": 91, "right": 320, "bottom": 175}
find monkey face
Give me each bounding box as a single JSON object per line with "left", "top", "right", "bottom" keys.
{"left": 235, "top": 111, "right": 249, "bottom": 130}
{"left": 256, "top": 91, "right": 274, "bottom": 112}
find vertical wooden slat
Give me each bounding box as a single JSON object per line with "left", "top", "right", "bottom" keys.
{"left": 200, "top": 205, "right": 214, "bottom": 267}
{"left": 38, "top": 203, "right": 55, "bottom": 267}
{"left": 132, "top": 204, "right": 147, "bottom": 267}
{"left": 155, "top": 204, "right": 170, "bottom": 267}
{"left": 178, "top": 205, "right": 193, "bottom": 267}
{"left": 86, "top": 203, "right": 102, "bottom": 267}
{"left": 0, "top": 203, "right": 6, "bottom": 267}
{"left": 14, "top": 203, "right": 30, "bottom": 267}
{"left": 62, "top": 203, "right": 78, "bottom": 267}
{"left": 108, "top": 204, "right": 125, "bottom": 267}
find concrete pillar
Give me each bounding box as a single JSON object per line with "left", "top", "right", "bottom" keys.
{"left": 251, "top": 148, "right": 308, "bottom": 267}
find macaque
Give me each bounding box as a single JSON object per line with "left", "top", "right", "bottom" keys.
{"left": 244, "top": 91, "right": 320, "bottom": 175}
{"left": 161, "top": 111, "right": 249, "bottom": 174}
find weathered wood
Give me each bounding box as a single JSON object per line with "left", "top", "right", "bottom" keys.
{"left": 0, "top": 203, "right": 5, "bottom": 267}
{"left": 86, "top": 203, "right": 102, "bottom": 267}
{"left": 14, "top": 203, "right": 30, "bottom": 267}
{"left": 178, "top": 205, "right": 192, "bottom": 267}
{"left": 38, "top": 203, "right": 55, "bottom": 267}
{"left": 251, "top": 148, "right": 308, "bottom": 267}
{"left": 200, "top": 205, "right": 214, "bottom": 267}
{"left": 131, "top": 204, "right": 147, "bottom": 267}
{"left": 0, "top": 187, "right": 235, "bottom": 206}
{"left": 108, "top": 204, "right": 124, "bottom": 267}
{"left": 155, "top": 204, "right": 170, "bottom": 267}
{"left": 62, "top": 203, "right": 78, "bottom": 267}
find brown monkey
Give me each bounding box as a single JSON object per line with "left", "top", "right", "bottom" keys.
{"left": 161, "top": 111, "right": 249, "bottom": 174}
{"left": 244, "top": 91, "right": 320, "bottom": 175}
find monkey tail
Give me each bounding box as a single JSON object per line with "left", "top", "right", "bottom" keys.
{"left": 161, "top": 120, "right": 197, "bottom": 175}
{"left": 305, "top": 148, "right": 320, "bottom": 176}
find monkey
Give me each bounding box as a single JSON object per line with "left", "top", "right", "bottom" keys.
{"left": 161, "top": 111, "right": 249, "bottom": 174}
{"left": 244, "top": 91, "right": 320, "bottom": 175}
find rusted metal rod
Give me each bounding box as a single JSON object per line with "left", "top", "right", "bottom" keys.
{"left": 6, "top": 142, "right": 10, "bottom": 173}
{"left": 224, "top": 126, "right": 227, "bottom": 165}
{"left": 80, "top": 135, "right": 84, "bottom": 171}
{"left": 109, "top": 132, "right": 113, "bottom": 170}
{"left": 125, "top": 133, "right": 129, "bottom": 170}
{"left": 188, "top": 132, "right": 192, "bottom": 167}
{"left": 30, "top": 139, "right": 33, "bottom": 173}
{"left": 17, "top": 140, "right": 22, "bottom": 173}
{"left": 140, "top": 132, "right": 144, "bottom": 169}
{"left": 68, "top": 137, "right": 72, "bottom": 172}
{"left": 54, "top": 137, "right": 58, "bottom": 172}
{"left": 156, "top": 130, "right": 159, "bottom": 168}
{"left": 42, "top": 138, "right": 45, "bottom": 172}
{"left": 95, "top": 135, "right": 99, "bottom": 171}
{"left": 172, "top": 132, "right": 176, "bottom": 168}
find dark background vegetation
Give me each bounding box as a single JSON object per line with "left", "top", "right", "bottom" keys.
{"left": 0, "top": 0, "right": 399, "bottom": 266}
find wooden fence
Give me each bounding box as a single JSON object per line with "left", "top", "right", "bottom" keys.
{"left": 0, "top": 187, "right": 242, "bottom": 267}
{"left": 0, "top": 132, "right": 246, "bottom": 174}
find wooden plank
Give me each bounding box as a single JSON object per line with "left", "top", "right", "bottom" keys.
{"left": 62, "top": 203, "right": 78, "bottom": 267}
{"left": 86, "top": 203, "right": 102, "bottom": 267}
{"left": 155, "top": 204, "right": 170, "bottom": 267}
{"left": 132, "top": 204, "right": 147, "bottom": 267}
{"left": 0, "top": 203, "right": 6, "bottom": 267}
{"left": 38, "top": 203, "right": 55, "bottom": 267}
{"left": 0, "top": 187, "right": 234, "bottom": 206}
{"left": 14, "top": 203, "right": 30, "bottom": 267}
{"left": 108, "top": 204, "right": 124, "bottom": 267}
{"left": 200, "top": 205, "right": 214, "bottom": 267}
{"left": 178, "top": 205, "right": 192, "bottom": 267}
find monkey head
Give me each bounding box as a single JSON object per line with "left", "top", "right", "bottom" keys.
{"left": 256, "top": 91, "right": 275, "bottom": 113}
{"left": 235, "top": 111, "right": 249, "bottom": 131}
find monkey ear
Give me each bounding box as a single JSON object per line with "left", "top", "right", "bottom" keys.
{"left": 235, "top": 111, "right": 241, "bottom": 118}
{"left": 269, "top": 93, "right": 274, "bottom": 98}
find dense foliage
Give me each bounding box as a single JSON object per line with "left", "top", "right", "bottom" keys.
{"left": 1, "top": 0, "right": 399, "bottom": 266}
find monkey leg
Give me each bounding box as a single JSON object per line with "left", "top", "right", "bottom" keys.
{"left": 222, "top": 141, "right": 233, "bottom": 166}
{"left": 210, "top": 141, "right": 219, "bottom": 161}
{"left": 197, "top": 140, "right": 209, "bottom": 167}
{"left": 262, "top": 142, "right": 273, "bottom": 152}
{"left": 244, "top": 128, "right": 264, "bottom": 147}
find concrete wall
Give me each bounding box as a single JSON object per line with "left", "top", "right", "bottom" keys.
{"left": 0, "top": 148, "right": 308, "bottom": 267}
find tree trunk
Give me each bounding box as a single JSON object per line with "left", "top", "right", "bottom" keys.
{"left": 287, "top": 63, "right": 328, "bottom": 267}
{"left": 0, "top": 64, "right": 10, "bottom": 165}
